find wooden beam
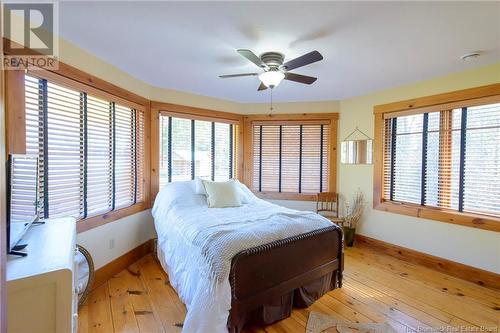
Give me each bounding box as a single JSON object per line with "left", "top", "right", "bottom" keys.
{"left": 143, "top": 102, "right": 152, "bottom": 208}
{"left": 355, "top": 234, "right": 500, "bottom": 291}
{"left": 328, "top": 117, "right": 338, "bottom": 193}
{"left": 5, "top": 70, "right": 26, "bottom": 155}
{"left": 242, "top": 117, "right": 253, "bottom": 187}
{"left": 235, "top": 123, "right": 244, "bottom": 182}
{"left": 372, "top": 113, "right": 384, "bottom": 209}
{"left": 150, "top": 108, "right": 160, "bottom": 203}
{"left": 0, "top": 69, "right": 7, "bottom": 333}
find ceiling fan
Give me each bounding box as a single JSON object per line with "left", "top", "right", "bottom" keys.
{"left": 219, "top": 49, "right": 323, "bottom": 91}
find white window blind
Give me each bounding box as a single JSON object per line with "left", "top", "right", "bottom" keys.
{"left": 195, "top": 120, "right": 212, "bottom": 180}
{"left": 114, "top": 103, "right": 135, "bottom": 209}
{"left": 24, "top": 75, "right": 144, "bottom": 220}
{"left": 382, "top": 102, "right": 500, "bottom": 217}
{"left": 9, "top": 156, "right": 39, "bottom": 223}
{"left": 46, "top": 81, "right": 82, "bottom": 218}
{"left": 159, "top": 114, "right": 234, "bottom": 188}
{"left": 87, "top": 96, "right": 112, "bottom": 216}
{"left": 252, "top": 123, "right": 329, "bottom": 194}
{"left": 214, "top": 122, "right": 232, "bottom": 181}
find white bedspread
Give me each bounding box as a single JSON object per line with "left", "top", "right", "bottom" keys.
{"left": 152, "top": 181, "right": 332, "bottom": 333}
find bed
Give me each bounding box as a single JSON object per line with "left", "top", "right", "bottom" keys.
{"left": 152, "top": 180, "right": 343, "bottom": 333}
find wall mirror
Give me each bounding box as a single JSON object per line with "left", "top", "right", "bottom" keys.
{"left": 341, "top": 128, "right": 373, "bottom": 165}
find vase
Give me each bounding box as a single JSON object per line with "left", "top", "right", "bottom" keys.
{"left": 342, "top": 226, "right": 356, "bottom": 247}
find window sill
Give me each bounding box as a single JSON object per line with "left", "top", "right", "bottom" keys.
{"left": 254, "top": 191, "right": 318, "bottom": 201}
{"left": 76, "top": 202, "right": 148, "bottom": 233}
{"left": 374, "top": 201, "right": 500, "bottom": 232}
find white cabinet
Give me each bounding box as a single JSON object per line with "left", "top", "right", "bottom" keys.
{"left": 6, "top": 217, "right": 78, "bottom": 333}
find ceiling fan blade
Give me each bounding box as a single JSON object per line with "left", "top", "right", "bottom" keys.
{"left": 282, "top": 50, "right": 323, "bottom": 71}
{"left": 257, "top": 82, "right": 268, "bottom": 91}
{"left": 284, "top": 72, "right": 317, "bottom": 85}
{"left": 237, "top": 49, "right": 269, "bottom": 69}
{"left": 219, "top": 73, "right": 258, "bottom": 78}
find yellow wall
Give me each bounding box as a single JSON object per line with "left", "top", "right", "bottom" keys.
{"left": 4, "top": 37, "right": 499, "bottom": 272}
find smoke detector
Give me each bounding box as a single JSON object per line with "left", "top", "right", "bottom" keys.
{"left": 460, "top": 52, "right": 482, "bottom": 61}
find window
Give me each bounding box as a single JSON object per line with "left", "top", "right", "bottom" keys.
{"left": 25, "top": 74, "right": 144, "bottom": 220}
{"left": 383, "top": 103, "right": 500, "bottom": 216}
{"left": 245, "top": 114, "right": 338, "bottom": 199}
{"left": 159, "top": 114, "right": 234, "bottom": 188}
{"left": 253, "top": 123, "right": 329, "bottom": 194}
{"left": 374, "top": 85, "right": 500, "bottom": 231}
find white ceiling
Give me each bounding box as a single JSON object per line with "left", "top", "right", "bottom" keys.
{"left": 59, "top": 1, "right": 500, "bottom": 103}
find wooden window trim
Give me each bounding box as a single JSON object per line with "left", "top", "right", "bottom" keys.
{"left": 150, "top": 102, "right": 244, "bottom": 202}
{"left": 254, "top": 192, "right": 318, "bottom": 201}
{"left": 151, "top": 101, "right": 243, "bottom": 123}
{"left": 243, "top": 113, "right": 338, "bottom": 200}
{"left": 27, "top": 69, "right": 146, "bottom": 111}
{"left": 3, "top": 38, "right": 149, "bottom": 106}
{"left": 76, "top": 202, "right": 146, "bottom": 233}
{"left": 373, "top": 84, "right": 500, "bottom": 232}
{"left": 5, "top": 62, "right": 151, "bottom": 233}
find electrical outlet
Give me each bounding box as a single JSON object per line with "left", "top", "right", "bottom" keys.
{"left": 109, "top": 238, "right": 115, "bottom": 249}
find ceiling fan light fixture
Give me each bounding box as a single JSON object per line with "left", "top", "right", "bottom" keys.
{"left": 259, "top": 71, "right": 285, "bottom": 88}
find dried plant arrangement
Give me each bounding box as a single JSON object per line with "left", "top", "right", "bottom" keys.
{"left": 342, "top": 189, "right": 365, "bottom": 229}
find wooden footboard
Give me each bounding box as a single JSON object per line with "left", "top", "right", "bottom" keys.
{"left": 229, "top": 225, "right": 343, "bottom": 315}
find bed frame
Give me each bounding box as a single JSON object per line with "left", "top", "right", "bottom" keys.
{"left": 228, "top": 225, "right": 343, "bottom": 332}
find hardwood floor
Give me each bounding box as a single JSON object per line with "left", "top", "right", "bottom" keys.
{"left": 78, "top": 247, "right": 500, "bottom": 333}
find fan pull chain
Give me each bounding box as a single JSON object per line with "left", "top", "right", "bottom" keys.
{"left": 270, "top": 88, "right": 273, "bottom": 112}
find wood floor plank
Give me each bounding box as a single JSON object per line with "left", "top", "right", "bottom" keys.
{"left": 344, "top": 252, "right": 498, "bottom": 327}
{"left": 123, "top": 262, "right": 166, "bottom": 333}
{"left": 137, "top": 255, "right": 185, "bottom": 332}
{"left": 343, "top": 269, "right": 473, "bottom": 328}
{"left": 349, "top": 254, "right": 498, "bottom": 326}
{"left": 81, "top": 247, "right": 500, "bottom": 333}
{"left": 87, "top": 284, "right": 114, "bottom": 333}
{"left": 78, "top": 302, "right": 89, "bottom": 333}
{"left": 317, "top": 293, "right": 374, "bottom": 323}
{"left": 108, "top": 270, "right": 141, "bottom": 333}
{"left": 341, "top": 278, "right": 442, "bottom": 329}
{"left": 348, "top": 246, "right": 500, "bottom": 309}
{"left": 323, "top": 290, "right": 414, "bottom": 332}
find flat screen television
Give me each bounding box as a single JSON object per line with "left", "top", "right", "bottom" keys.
{"left": 6, "top": 154, "right": 39, "bottom": 255}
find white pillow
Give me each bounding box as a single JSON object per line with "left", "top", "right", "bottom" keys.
{"left": 234, "top": 179, "right": 256, "bottom": 203}
{"left": 195, "top": 178, "right": 207, "bottom": 195}
{"left": 152, "top": 180, "right": 205, "bottom": 220}
{"left": 202, "top": 180, "right": 242, "bottom": 208}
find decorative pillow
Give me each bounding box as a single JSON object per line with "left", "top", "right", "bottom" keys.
{"left": 202, "top": 180, "right": 242, "bottom": 208}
